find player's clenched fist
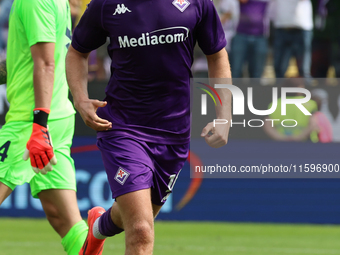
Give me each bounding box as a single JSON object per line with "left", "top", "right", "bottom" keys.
{"left": 23, "top": 108, "right": 57, "bottom": 174}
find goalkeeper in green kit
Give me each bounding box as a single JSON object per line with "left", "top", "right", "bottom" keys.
{"left": 0, "top": 0, "right": 89, "bottom": 254}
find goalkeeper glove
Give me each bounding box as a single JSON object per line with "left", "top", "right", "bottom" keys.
{"left": 23, "top": 108, "right": 57, "bottom": 174}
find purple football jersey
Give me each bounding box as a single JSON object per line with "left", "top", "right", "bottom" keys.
{"left": 237, "top": 0, "right": 270, "bottom": 36}
{"left": 72, "top": 0, "right": 226, "bottom": 144}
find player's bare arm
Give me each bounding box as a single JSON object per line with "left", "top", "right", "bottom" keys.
{"left": 66, "top": 45, "right": 112, "bottom": 131}
{"left": 0, "top": 60, "right": 6, "bottom": 84}
{"left": 30, "top": 42, "right": 55, "bottom": 109}
{"left": 23, "top": 42, "right": 57, "bottom": 174}
{"left": 201, "top": 48, "right": 232, "bottom": 148}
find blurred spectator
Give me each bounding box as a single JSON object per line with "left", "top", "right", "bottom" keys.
{"left": 193, "top": 0, "right": 238, "bottom": 77}
{"left": 218, "top": 0, "right": 239, "bottom": 52}
{"left": 230, "top": 0, "right": 271, "bottom": 78}
{"left": 69, "top": 0, "right": 81, "bottom": 30}
{"left": 73, "top": 0, "right": 109, "bottom": 81}
{"left": 76, "top": 0, "right": 92, "bottom": 25}
{"left": 0, "top": 0, "right": 13, "bottom": 60}
{"left": 263, "top": 78, "right": 319, "bottom": 142}
{"left": 309, "top": 94, "right": 333, "bottom": 142}
{"left": 311, "top": 0, "right": 340, "bottom": 78}
{"left": 271, "top": 0, "right": 313, "bottom": 80}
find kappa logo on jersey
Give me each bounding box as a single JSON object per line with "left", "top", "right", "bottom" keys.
{"left": 113, "top": 4, "right": 131, "bottom": 15}
{"left": 114, "top": 167, "right": 130, "bottom": 185}
{"left": 118, "top": 26, "right": 189, "bottom": 48}
{"left": 172, "top": 0, "right": 190, "bottom": 12}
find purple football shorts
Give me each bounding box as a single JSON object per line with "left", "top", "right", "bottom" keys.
{"left": 97, "top": 135, "right": 189, "bottom": 205}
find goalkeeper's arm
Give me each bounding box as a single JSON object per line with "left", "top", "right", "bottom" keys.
{"left": 31, "top": 42, "right": 55, "bottom": 110}
{"left": 22, "top": 42, "right": 57, "bottom": 174}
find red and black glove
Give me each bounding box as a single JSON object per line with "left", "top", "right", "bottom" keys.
{"left": 23, "top": 108, "right": 57, "bottom": 174}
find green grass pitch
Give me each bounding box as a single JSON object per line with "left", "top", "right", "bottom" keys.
{"left": 1, "top": 218, "right": 340, "bottom": 255}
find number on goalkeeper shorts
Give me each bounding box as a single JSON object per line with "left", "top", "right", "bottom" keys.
{"left": 0, "top": 141, "right": 10, "bottom": 162}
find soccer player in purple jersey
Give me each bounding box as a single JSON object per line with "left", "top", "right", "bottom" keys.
{"left": 66, "top": 0, "right": 231, "bottom": 254}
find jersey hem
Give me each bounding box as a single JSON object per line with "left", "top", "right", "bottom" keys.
{"left": 97, "top": 129, "right": 190, "bottom": 145}
{"left": 28, "top": 37, "right": 56, "bottom": 47}
{"left": 5, "top": 111, "right": 75, "bottom": 124}
{"left": 202, "top": 38, "right": 227, "bottom": 55}
{"left": 71, "top": 40, "right": 91, "bottom": 54}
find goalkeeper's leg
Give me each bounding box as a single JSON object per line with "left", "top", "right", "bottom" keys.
{"left": 31, "top": 116, "right": 88, "bottom": 255}
{"left": 0, "top": 121, "right": 35, "bottom": 206}
{"left": 0, "top": 182, "right": 13, "bottom": 205}
{"left": 38, "top": 189, "right": 88, "bottom": 255}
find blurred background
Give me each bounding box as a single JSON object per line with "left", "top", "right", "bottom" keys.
{"left": 0, "top": 0, "right": 340, "bottom": 231}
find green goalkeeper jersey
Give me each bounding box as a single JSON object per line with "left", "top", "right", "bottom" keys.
{"left": 5, "top": 0, "right": 75, "bottom": 123}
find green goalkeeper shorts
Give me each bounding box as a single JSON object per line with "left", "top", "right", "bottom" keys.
{"left": 0, "top": 115, "right": 76, "bottom": 198}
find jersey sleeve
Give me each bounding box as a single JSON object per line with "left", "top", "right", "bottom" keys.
{"left": 19, "top": 0, "right": 56, "bottom": 47}
{"left": 71, "top": 0, "right": 108, "bottom": 53}
{"left": 196, "top": 0, "right": 227, "bottom": 55}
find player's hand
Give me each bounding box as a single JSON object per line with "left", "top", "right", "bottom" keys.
{"left": 75, "top": 99, "right": 112, "bottom": 131}
{"left": 23, "top": 123, "right": 57, "bottom": 174}
{"left": 201, "top": 121, "right": 230, "bottom": 148}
